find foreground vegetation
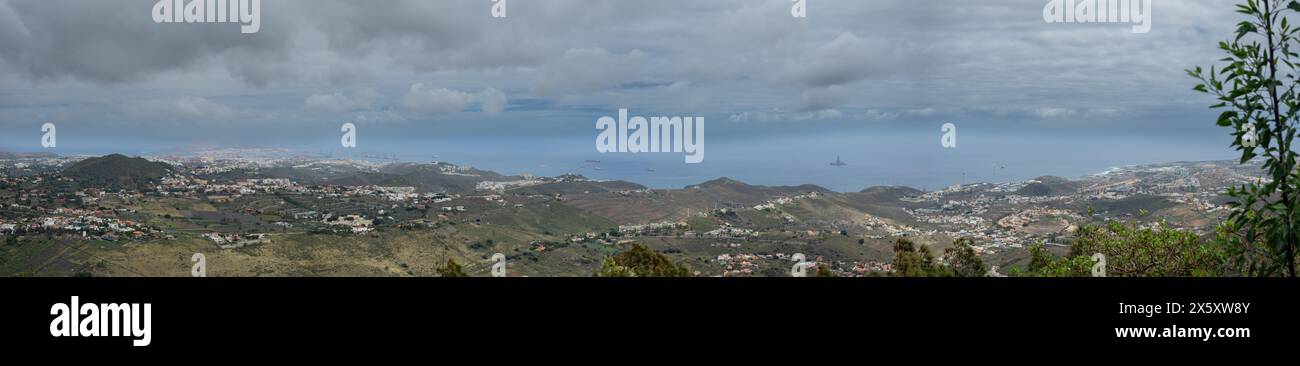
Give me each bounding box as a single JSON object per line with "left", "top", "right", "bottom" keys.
{"left": 1189, "top": 0, "right": 1300, "bottom": 276}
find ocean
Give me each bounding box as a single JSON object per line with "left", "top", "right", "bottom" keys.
{"left": 359, "top": 130, "right": 1238, "bottom": 192}
{"left": 6, "top": 124, "right": 1237, "bottom": 192}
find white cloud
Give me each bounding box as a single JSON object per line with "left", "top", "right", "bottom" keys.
{"left": 402, "top": 84, "right": 473, "bottom": 114}
{"left": 729, "top": 109, "right": 782, "bottom": 123}
{"left": 479, "top": 88, "right": 507, "bottom": 115}
{"left": 401, "top": 83, "right": 509, "bottom": 115}
{"left": 793, "top": 108, "right": 844, "bottom": 121}
{"left": 729, "top": 108, "right": 844, "bottom": 122}
{"left": 1035, "top": 107, "right": 1076, "bottom": 119}
{"left": 305, "top": 88, "right": 378, "bottom": 113}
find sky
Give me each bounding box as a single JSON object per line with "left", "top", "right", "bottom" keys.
{"left": 0, "top": 0, "right": 1254, "bottom": 188}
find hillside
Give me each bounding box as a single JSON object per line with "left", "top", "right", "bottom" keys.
{"left": 326, "top": 163, "right": 517, "bottom": 194}
{"left": 0, "top": 151, "right": 58, "bottom": 159}
{"left": 1015, "top": 176, "right": 1081, "bottom": 197}
{"left": 562, "top": 177, "right": 831, "bottom": 224}
{"left": 62, "top": 154, "right": 174, "bottom": 189}
{"left": 511, "top": 180, "right": 646, "bottom": 195}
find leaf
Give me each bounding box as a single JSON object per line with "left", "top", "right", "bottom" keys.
{"left": 1237, "top": 21, "right": 1258, "bottom": 41}
{"left": 1219, "top": 111, "right": 1239, "bottom": 126}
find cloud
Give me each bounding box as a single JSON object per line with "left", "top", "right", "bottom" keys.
{"left": 729, "top": 109, "right": 783, "bottom": 123}
{"left": 793, "top": 108, "right": 844, "bottom": 121}
{"left": 322, "top": 63, "right": 374, "bottom": 85}
{"left": 1035, "top": 107, "right": 1076, "bottom": 119}
{"left": 728, "top": 108, "right": 844, "bottom": 122}
{"left": 401, "top": 83, "right": 508, "bottom": 115}
{"left": 305, "top": 89, "right": 379, "bottom": 113}
{"left": 532, "top": 48, "right": 650, "bottom": 95}
{"left": 125, "top": 96, "right": 239, "bottom": 122}
{"left": 0, "top": 0, "right": 293, "bottom": 86}
{"left": 304, "top": 0, "right": 543, "bottom": 73}
{"left": 0, "top": 0, "right": 1247, "bottom": 143}
{"left": 479, "top": 88, "right": 508, "bottom": 115}
{"left": 402, "top": 84, "right": 473, "bottom": 114}
{"left": 781, "top": 32, "right": 906, "bottom": 89}
{"left": 799, "top": 85, "right": 854, "bottom": 111}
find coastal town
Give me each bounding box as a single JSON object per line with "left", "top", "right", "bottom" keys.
{"left": 0, "top": 150, "right": 1260, "bottom": 277}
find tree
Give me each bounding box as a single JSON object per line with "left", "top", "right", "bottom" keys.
{"left": 1018, "top": 220, "right": 1227, "bottom": 277}
{"left": 943, "top": 238, "right": 987, "bottom": 277}
{"left": 891, "top": 238, "right": 949, "bottom": 277}
{"left": 594, "top": 257, "right": 638, "bottom": 277}
{"left": 593, "top": 244, "right": 691, "bottom": 277}
{"left": 1019, "top": 242, "right": 1092, "bottom": 277}
{"left": 890, "top": 238, "right": 990, "bottom": 277}
{"left": 815, "top": 264, "right": 834, "bottom": 277}
{"left": 436, "top": 258, "right": 469, "bottom": 277}
{"left": 1073, "top": 221, "right": 1226, "bottom": 277}
{"left": 1189, "top": 0, "right": 1300, "bottom": 276}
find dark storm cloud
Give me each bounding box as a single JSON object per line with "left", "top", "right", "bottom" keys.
{"left": 0, "top": 0, "right": 1251, "bottom": 147}
{"left": 0, "top": 0, "right": 293, "bottom": 86}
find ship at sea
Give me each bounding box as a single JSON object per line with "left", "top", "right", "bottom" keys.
{"left": 830, "top": 156, "right": 847, "bottom": 167}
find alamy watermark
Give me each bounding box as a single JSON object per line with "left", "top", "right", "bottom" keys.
{"left": 596, "top": 108, "right": 705, "bottom": 164}
{"left": 491, "top": 0, "right": 507, "bottom": 18}
{"left": 152, "top": 0, "right": 261, "bottom": 34}
{"left": 192, "top": 253, "right": 207, "bottom": 277}
{"left": 941, "top": 123, "right": 957, "bottom": 149}
{"left": 1043, "top": 0, "right": 1152, "bottom": 34}
{"left": 491, "top": 253, "right": 507, "bottom": 277}
{"left": 41, "top": 123, "right": 56, "bottom": 148}
{"left": 1092, "top": 253, "right": 1107, "bottom": 277}
{"left": 50, "top": 296, "right": 152, "bottom": 347}
{"left": 341, "top": 123, "right": 357, "bottom": 148}
{"left": 790, "top": 253, "right": 812, "bottom": 277}
{"left": 1241, "top": 123, "right": 1258, "bottom": 148}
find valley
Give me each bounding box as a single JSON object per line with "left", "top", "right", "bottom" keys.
{"left": 0, "top": 150, "right": 1259, "bottom": 277}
